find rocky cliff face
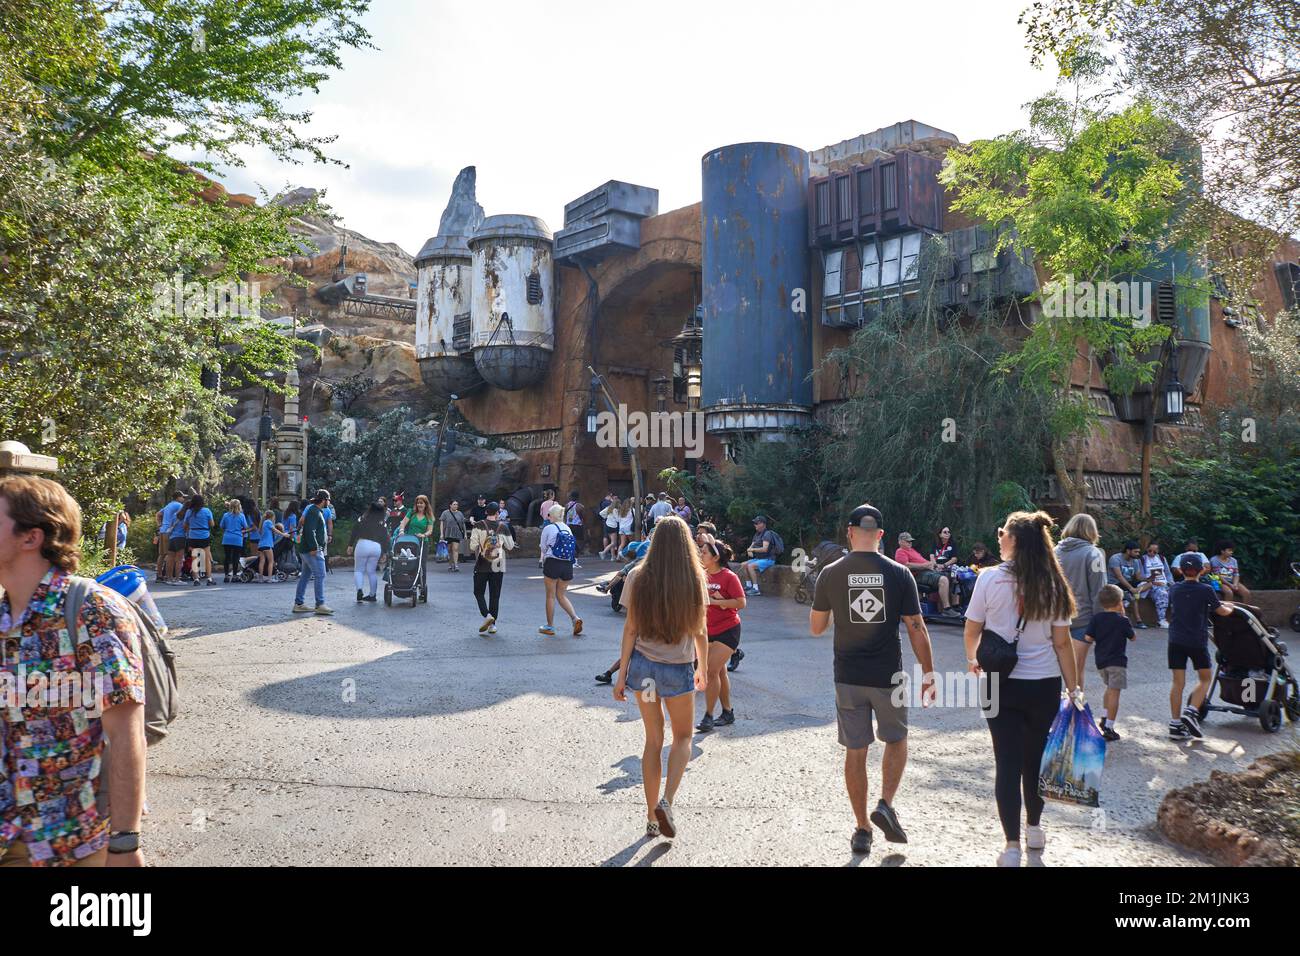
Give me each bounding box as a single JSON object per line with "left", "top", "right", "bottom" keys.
{"left": 229, "top": 187, "right": 429, "bottom": 441}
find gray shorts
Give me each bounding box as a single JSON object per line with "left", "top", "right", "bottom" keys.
{"left": 1098, "top": 666, "right": 1128, "bottom": 690}
{"left": 834, "top": 683, "right": 907, "bottom": 749}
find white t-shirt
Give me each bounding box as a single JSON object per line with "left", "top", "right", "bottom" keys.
{"left": 965, "top": 563, "right": 1070, "bottom": 681}
{"left": 617, "top": 511, "right": 634, "bottom": 535}
{"left": 539, "top": 521, "right": 572, "bottom": 561}
{"left": 603, "top": 506, "right": 619, "bottom": 529}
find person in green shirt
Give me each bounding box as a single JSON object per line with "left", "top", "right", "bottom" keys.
{"left": 399, "top": 494, "right": 435, "bottom": 540}
{"left": 291, "top": 489, "right": 334, "bottom": 615}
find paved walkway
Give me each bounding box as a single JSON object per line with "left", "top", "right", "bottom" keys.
{"left": 142, "top": 559, "right": 1294, "bottom": 866}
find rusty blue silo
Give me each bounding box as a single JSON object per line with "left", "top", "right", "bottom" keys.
{"left": 701, "top": 142, "right": 813, "bottom": 443}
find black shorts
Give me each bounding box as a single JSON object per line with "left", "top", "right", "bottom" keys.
{"left": 543, "top": 557, "right": 573, "bottom": 581}
{"left": 1168, "top": 644, "right": 1212, "bottom": 671}
{"left": 186, "top": 538, "right": 211, "bottom": 551}
{"left": 709, "top": 624, "right": 741, "bottom": 651}
{"left": 168, "top": 537, "right": 187, "bottom": 553}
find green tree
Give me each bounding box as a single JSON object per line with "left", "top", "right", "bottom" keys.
{"left": 940, "top": 48, "right": 1197, "bottom": 513}
{"left": 0, "top": 0, "right": 368, "bottom": 515}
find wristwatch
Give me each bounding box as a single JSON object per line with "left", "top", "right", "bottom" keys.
{"left": 108, "top": 830, "right": 141, "bottom": 854}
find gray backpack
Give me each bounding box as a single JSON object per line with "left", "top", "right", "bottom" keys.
{"left": 65, "top": 576, "right": 179, "bottom": 745}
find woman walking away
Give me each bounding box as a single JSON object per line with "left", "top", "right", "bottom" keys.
{"left": 963, "top": 511, "right": 1080, "bottom": 867}
{"left": 600, "top": 495, "right": 620, "bottom": 560}
{"left": 1053, "top": 513, "right": 1107, "bottom": 692}
{"left": 469, "top": 510, "right": 516, "bottom": 634}
{"left": 538, "top": 503, "right": 582, "bottom": 636}
{"left": 348, "top": 500, "right": 389, "bottom": 602}
{"left": 695, "top": 536, "right": 746, "bottom": 733}
{"left": 219, "top": 499, "right": 249, "bottom": 583}
{"left": 185, "top": 494, "right": 217, "bottom": 586}
{"left": 616, "top": 498, "right": 634, "bottom": 555}
{"left": 612, "top": 515, "right": 709, "bottom": 839}
{"left": 439, "top": 499, "right": 468, "bottom": 571}
{"left": 256, "top": 510, "right": 277, "bottom": 582}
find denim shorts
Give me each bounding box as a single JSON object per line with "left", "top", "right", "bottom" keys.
{"left": 1070, "top": 623, "right": 1090, "bottom": 643}
{"left": 748, "top": 558, "right": 775, "bottom": 574}
{"left": 625, "top": 648, "right": 695, "bottom": 700}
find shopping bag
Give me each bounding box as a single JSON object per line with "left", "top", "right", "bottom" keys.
{"left": 1038, "top": 694, "right": 1106, "bottom": 807}
{"left": 434, "top": 539, "right": 450, "bottom": 563}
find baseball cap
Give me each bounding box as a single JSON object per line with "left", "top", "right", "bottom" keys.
{"left": 848, "top": 504, "right": 884, "bottom": 531}
{"left": 1179, "top": 553, "right": 1204, "bottom": 573}
{"left": 898, "top": 531, "right": 914, "bottom": 542}
{"left": 752, "top": 515, "right": 769, "bottom": 525}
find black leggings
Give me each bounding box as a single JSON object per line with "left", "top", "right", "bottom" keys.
{"left": 223, "top": 544, "right": 243, "bottom": 576}
{"left": 473, "top": 570, "right": 503, "bottom": 619}
{"left": 985, "top": 676, "right": 1061, "bottom": 842}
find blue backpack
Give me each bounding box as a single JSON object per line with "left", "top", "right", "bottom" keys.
{"left": 551, "top": 525, "right": 577, "bottom": 562}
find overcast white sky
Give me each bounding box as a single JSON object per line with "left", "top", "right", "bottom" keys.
{"left": 204, "top": 0, "right": 1054, "bottom": 257}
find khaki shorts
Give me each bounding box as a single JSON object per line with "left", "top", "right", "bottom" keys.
{"left": 835, "top": 682, "right": 908, "bottom": 749}
{"left": 1098, "top": 666, "right": 1128, "bottom": 690}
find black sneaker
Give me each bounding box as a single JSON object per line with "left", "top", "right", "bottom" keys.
{"left": 594, "top": 671, "right": 613, "bottom": 685}
{"left": 356, "top": 588, "right": 364, "bottom": 603}
{"left": 1100, "top": 722, "right": 1120, "bottom": 742}
{"left": 695, "top": 713, "right": 715, "bottom": 733}
{"left": 362, "top": 594, "right": 377, "bottom": 603}
{"left": 1169, "top": 723, "right": 1191, "bottom": 740}
{"left": 850, "top": 827, "right": 872, "bottom": 855}
{"left": 869, "top": 800, "right": 908, "bottom": 843}
{"left": 728, "top": 648, "right": 745, "bottom": 673}
{"left": 715, "top": 708, "right": 735, "bottom": 726}
{"left": 1181, "top": 708, "right": 1204, "bottom": 739}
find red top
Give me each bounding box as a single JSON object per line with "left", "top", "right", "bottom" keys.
{"left": 706, "top": 568, "right": 745, "bottom": 635}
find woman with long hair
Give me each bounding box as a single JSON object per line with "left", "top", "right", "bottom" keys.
{"left": 219, "top": 499, "right": 249, "bottom": 583}
{"left": 695, "top": 535, "right": 745, "bottom": 733}
{"left": 616, "top": 497, "right": 634, "bottom": 555}
{"left": 600, "top": 494, "right": 620, "bottom": 560}
{"left": 183, "top": 493, "right": 216, "bottom": 586}
{"left": 613, "top": 515, "right": 709, "bottom": 839}
{"left": 399, "top": 495, "right": 435, "bottom": 592}
{"left": 256, "top": 510, "right": 277, "bottom": 582}
{"left": 963, "top": 510, "right": 1080, "bottom": 866}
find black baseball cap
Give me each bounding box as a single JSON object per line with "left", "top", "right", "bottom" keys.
{"left": 1179, "top": 553, "right": 1204, "bottom": 573}
{"left": 752, "top": 515, "right": 769, "bottom": 525}
{"left": 848, "top": 504, "right": 884, "bottom": 531}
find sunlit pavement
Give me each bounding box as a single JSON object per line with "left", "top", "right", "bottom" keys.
{"left": 141, "top": 560, "right": 1292, "bottom": 866}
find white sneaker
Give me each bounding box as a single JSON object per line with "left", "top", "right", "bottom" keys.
{"left": 479, "top": 615, "right": 494, "bottom": 633}
{"left": 1025, "top": 825, "right": 1046, "bottom": 850}
{"left": 488, "top": 624, "right": 497, "bottom": 634}
{"left": 1157, "top": 619, "right": 1168, "bottom": 628}
{"left": 996, "top": 845, "right": 1022, "bottom": 867}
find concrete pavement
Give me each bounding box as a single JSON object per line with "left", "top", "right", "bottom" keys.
{"left": 140, "top": 558, "right": 1296, "bottom": 866}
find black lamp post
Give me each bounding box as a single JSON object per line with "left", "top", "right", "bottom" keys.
{"left": 653, "top": 374, "right": 669, "bottom": 412}
{"left": 586, "top": 375, "right": 601, "bottom": 434}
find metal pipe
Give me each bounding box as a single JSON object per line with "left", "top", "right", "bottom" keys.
{"left": 587, "top": 365, "right": 642, "bottom": 537}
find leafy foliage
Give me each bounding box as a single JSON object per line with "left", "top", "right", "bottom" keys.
{"left": 306, "top": 408, "right": 436, "bottom": 518}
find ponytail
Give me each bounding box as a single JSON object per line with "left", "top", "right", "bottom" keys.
{"left": 1002, "top": 510, "right": 1076, "bottom": 622}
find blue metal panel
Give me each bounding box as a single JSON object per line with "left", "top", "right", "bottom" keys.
{"left": 701, "top": 142, "right": 813, "bottom": 419}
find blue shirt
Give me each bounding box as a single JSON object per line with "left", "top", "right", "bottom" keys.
{"left": 1168, "top": 580, "right": 1221, "bottom": 648}
{"left": 159, "top": 500, "right": 183, "bottom": 535}
{"left": 169, "top": 508, "right": 189, "bottom": 539}
{"left": 259, "top": 519, "right": 275, "bottom": 548}
{"left": 186, "top": 507, "right": 214, "bottom": 540}
{"left": 219, "top": 512, "right": 248, "bottom": 546}
{"left": 284, "top": 513, "right": 298, "bottom": 535}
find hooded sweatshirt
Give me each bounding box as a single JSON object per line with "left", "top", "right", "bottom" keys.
{"left": 1054, "top": 536, "right": 1107, "bottom": 628}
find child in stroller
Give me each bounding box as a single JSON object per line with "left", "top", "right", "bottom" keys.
{"left": 1199, "top": 603, "right": 1300, "bottom": 733}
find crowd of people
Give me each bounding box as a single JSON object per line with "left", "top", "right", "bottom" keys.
{"left": 0, "top": 461, "right": 1269, "bottom": 868}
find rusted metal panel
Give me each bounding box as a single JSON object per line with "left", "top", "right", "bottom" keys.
{"left": 809, "top": 151, "right": 945, "bottom": 245}
{"left": 701, "top": 142, "right": 813, "bottom": 429}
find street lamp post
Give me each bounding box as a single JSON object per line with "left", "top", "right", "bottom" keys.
{"left": 587, "top": 367, "right": 643, "bottom": 537}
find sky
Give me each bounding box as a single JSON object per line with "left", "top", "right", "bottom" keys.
{"left": 202, "top": 0, "right": 1056, "bottom": 257}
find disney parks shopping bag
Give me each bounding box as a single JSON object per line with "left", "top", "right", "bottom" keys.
{"left": 1038, "top": 694, "right": 1106, "bottom": 807}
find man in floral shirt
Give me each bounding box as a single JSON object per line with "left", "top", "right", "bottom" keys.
{"left": 0, "top": 474, "right": 147, "bottom": 867}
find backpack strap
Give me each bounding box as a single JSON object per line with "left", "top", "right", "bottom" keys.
{"left": 64, "top": 575, "right": 95, "bottom": 638}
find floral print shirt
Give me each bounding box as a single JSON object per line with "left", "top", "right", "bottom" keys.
{"left": 0, "top": 568, "right": 145, "bottom": 865}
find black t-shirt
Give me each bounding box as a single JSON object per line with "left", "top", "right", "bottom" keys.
{"left": 469, "top": 505, "right": 488, "bottom": 526}
{"left": 1168, "top": 580, "right": 1220, "bottom": 648}
{"left": 1087, "top": 610, "right": 1135, "bottom": 669}
{"left": 812, "top": 550, "right": 920, "bottom": 687}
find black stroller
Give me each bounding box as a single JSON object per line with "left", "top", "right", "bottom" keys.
{"left": 236, "top": 544, "right": 299, "bottom": 583}
{"left": 1198, "top": 605, "right": 1300, "bottom": 733}
{"left": 384, "top": 533, "right": 427, "bottom": 607}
